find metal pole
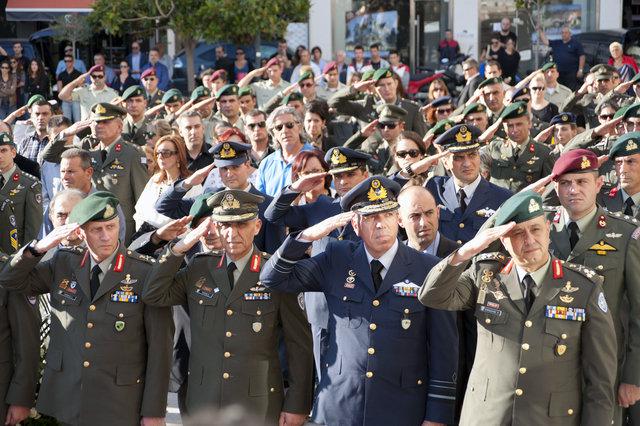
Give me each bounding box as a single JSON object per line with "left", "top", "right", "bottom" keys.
{"left": 410, "top": 0, "right": 416, "bottom": 71}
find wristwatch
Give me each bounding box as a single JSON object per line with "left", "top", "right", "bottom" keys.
{"left": 404, "top": 164, "right": 417, "bottom": 178}
{"left": 26, "top": 240, "right": 43, "bottom": 257}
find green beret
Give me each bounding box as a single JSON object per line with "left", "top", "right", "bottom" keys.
{"left": 238, "top": 86, "right": 254, "bottom": 97}
{"left": 298, "top": 70, "right": 315, "bottom": 83}
{"left": 500, "top": 101, "right": 528, "bottom": 120}
{"left": 613, "top": 104, "right": 629, "bottom": 119}
{"left": 461, "top": 102, "right": 487, "bottom": 117}
{"left": 610, "top": 132, "right": 640, "bottom": 159}
{"left": 0, "top": 132, "right": 15, "bottom": 147}
{"left": 281, "top": 92, "right": 304, "bottom": 106}
{"left": 27, "top": 94, "right": 45, "bottom": 108}
{"left": 68, "top": 191, "right": 119, "bottom": 226}
{"left": 188, "top": 192, "right": 215, "bottom": 227}
{"left": 493, "top": 190, "right": 544, "bottom": 226}
{"left": 430, "top": 119, "right": 456, "bottom": 137}
{"left": 191, "top": 86, "right": 211, "bottom": 101}
{"left": 361, "top": 69, "right": 375, "bottom": 81}
{"left": 540, "top": 62, "right": 556, "bottom": 72}
{"left": 208, "top": 190, "right": 265, "bottom": 222}
{"left": 215, "top": 84, "right": 239, "bottom": 99}
{"left": 121, "top": 85, "right": 146, "bottom": 101}
{"left": 162, "top": 89, "right": 183, "bottom": 104}
{"left": 376, "top": 103, "right": 407, "bottom": 122}
{"left": 623, "top": 102, "right": 640, "bottom": 119}
{"left": 372, "top": 68, "right": 394, "bottom": 83}
{"left": 478, "top": 77, "right": 503, "bottom": 90}
{"left": 90, "top": 103, "right": 126, "bottom": 122}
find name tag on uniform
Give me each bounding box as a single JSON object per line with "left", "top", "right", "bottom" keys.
{"left": 195, "top": 286, "right": 219, "bottom": 299}
{"left": 110, "top": 290, "right": 139, "bottom": 303}
{"left": 393, "top": 281, "right": 419, "bottom": 297}
{"left": 480, "top": 305, "right": 503, "bottom": 316}
{"left": 545, "top": 305, "right": 585, "bottom": 321}
{"left": 56, "top": 289, "right": 78, "bottom": 301}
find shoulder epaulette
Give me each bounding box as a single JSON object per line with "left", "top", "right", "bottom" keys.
{"left": 125, "top": 249, "right": 156, "bottom": 264}
{"left": 60, "top": 245, "right": 86, "bottom": 255}
{"left": 17, "top": 170, "right": 38, "bottom": 183}
{"left": 476, "top": 252, "right": 509, "bottom": 265}
{"left": 562, "top": 261, "right": 600, "bottom": 283}
{"left": 606, "top": 210, "right": 639, "bottom": 226}
{"left": 194, "top": 251, "right": 218, "bottom": 258}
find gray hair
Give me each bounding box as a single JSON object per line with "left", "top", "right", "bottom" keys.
{"left": 266, "top": 106, "right": 302, "bottom": 131}
{"left": 48, "top": 189, "right": 86, "bottom": 220}
{"left": 61, "top": 148, "right": 92, "bottom": 170}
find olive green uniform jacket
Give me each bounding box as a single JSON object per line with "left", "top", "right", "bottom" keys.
{"left": 0, "top": 167, "right": 42, "bottom": 254}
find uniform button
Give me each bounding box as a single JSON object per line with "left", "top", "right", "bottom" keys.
{"left": 89, "top": 305, "right": 96, "bottom": 311}
{"left": 417, "top": 379, "right": 423, "bottom": 385}
{"left": 519, "top": 367, "right": 527, "bottom": 374}
{"left": 270, "top": 387, "right": 275, "bottom": 392}
{"left": 403, "top": 308, "right": 409, "bottom": 314}
{"left": 85, "top": 342, "right": 91, "bottom": 349}
{"left": 525, "top": 320, "right": 532, "bottom": 328}
{"left": 459, "top": 223, "right": 465, "bottom": 229}
{"left": 61, "top": 300, "right": 66, "bottom": 305}
{"left": 87, "top": 322, "right": 94, "bottom": 329}
{"left": 343, "top": 296, "right": 347, "bottom": 301}
{"left": 222, "top": 373, "right": 230, "bottom": 379}
{"left": 97, "top": 179, "right": 102, "bottom": 184}
{"left": 83, "top": 361, "right": 90, "bottom": 368}
{"left": 521, "top": 343, "right": 530, "bottom": 351}
{"left": 512, "top": 166, "right": 517, "bottom": 170}
{"left": 457, "top": 240, "right": 462, "bottom": 244}
{"left": 256, "top": 310, "right": 262, "bottom": 315}
{"left": 365, "top": 371, "right": 373, "bottom": 378}
{"left": 485, "top": 318, "right": 491, "bottom": 324}
{"left": 372, "top": 300, "right": 380, "bottom": 307}
{"left": 561, "top": 333, "right": 567, "bottom": 339}
{"left": 597, "top": 265, "right": 603, "bottom": 270}
{"left": 367, "top": 347, "right": 375, "bottom": 355}
{"left": 225, "top": 331, "right": 232, "bottom": 337}
{"left": 136, "top": 379, "right": 141, "bottom": 384}
{"left": 118, "top": 313, "right": 124, "bottom": 318}
{"left": 509, "top": 178, "right": 514, "bottom": 182}
{"left": 369, "top": 323, "right": 377, "bottom": 331}
{"left": 226, "top": 309, "right": 233, "bottom": 316}
{"left": 224, "top": 352, "right": 231, "bottom": 358}
{"left": 198, "top": 300, "right": 203, "bottom": 305}
{"left": 515, "top": 388, "right": 523, "bottom": 396}
{"left": 567, "top": 409, "right": 574, "bottom": 415}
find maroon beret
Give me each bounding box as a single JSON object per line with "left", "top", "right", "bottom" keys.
{"left": 551, "top": 149, "right": 598, "bottom": 181}
{"left": 210, "top": 69, "right": 225, "bottom": 81}
{"left": 140, "top": 68, "right": 156, "bottom": 79}
{"left": 265, "top": 57, "right": 280, "bottom": 69}
{"left": 323, "top": 61, "right": 337, "bottom": 74}
{"left": 88, "top": 64, "right": 104, "bottom": 74}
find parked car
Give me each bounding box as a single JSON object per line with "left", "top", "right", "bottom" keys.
{"left": 572, "top": 28, "right": 640, "bottom": 71}
{"left": 172, "top": 41, "right": 287, "bottom": 93}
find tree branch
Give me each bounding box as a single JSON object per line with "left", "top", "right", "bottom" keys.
{"left": 120, "top": 0, "right": 175, "bottom": 22}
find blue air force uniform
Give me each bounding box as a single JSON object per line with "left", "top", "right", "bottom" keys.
{"left": 260, "top": 177, "right": 458, "bottom": 425}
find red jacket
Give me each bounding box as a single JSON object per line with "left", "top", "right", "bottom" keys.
{"left": 608, "top": 55, "right": 639, "bottom": 73}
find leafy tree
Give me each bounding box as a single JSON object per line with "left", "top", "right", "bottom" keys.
{"left": 52, "top": 13, "right": 93, "bottom": 54}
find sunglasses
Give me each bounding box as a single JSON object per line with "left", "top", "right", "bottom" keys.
{"left": 273, "top": 122, "right": 296, "bottom": 131}
{"left": 599, "top": 114, "right": 614, "bottom": 120}
{"left": 530, "top": 86, "right": 545, "bottom": 91}
{"left": 247, "top": 121, "right": 266, "bottom": 129}
{"left": 396, "top": 149, "right": 421, "bottom": 158}
{"left": 436, "top": 108, "right": 452, "bottom": 114}
{"left": 64, "top": 59, "right": 73, "bottom": 63}
{"left": 0, "top": 66, "right": 9, "bottom": 70}
{"left": 91, "top": 74, "right": 104, "bottom": 79}
{"left": 156, "top": 150, "right": 177, "bottom": 158}
{"left": 143, "top": 77, "right": 156, "bottom": 81}
{"left": 236, "top": 51, "right": 245, "bottom": 55}
{"left": 377, "top": 122, "right": 398, "bottom": 130}
{"left": 299, "top": 82, "right": 314, "bottom": 88}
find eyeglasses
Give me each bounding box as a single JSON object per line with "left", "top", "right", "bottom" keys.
{"left": 247, "top": 121, "right": 266, "bottom": 129}
{"left": 436, "top": 107, "right": 452, "bottom": 114}
{"left": 377, "top": 122, "right": 398, "bottom": 130}
{"left": 273, "top": 122, "right": 296, "bottom": 131}
{"left": 0, "top": 66, "right": 9, "bottom": 70}
{"left": 120, "top": 65, "right": 129, "bottom": 68}
{"left": 530, "top": 86, "right": 545, "bottom": 91}
{"left": 156, "top": 150, "right": 177, "bottom": 158}
{"left": 299, "top": 82, "right": 314, "bottom": 88}
{"left": 396, "top": 149, "right": 421, "bottom": 158}
{"left": 90, "top": 74, "right": 104, "bottom": 79}
{"left": 143, "top": 77, "right": 156, "bottom": 81}
{"left": 599, "top": 114, "right": 614, "bottom": 120}
{"left": 9, "top": 61, "right": 16, "bottom": 64}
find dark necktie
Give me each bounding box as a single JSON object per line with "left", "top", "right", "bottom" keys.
{"left": 567, "top": 221, "right": 580, "bottom": 251}
{"left": 457, "top": 188, "right": 467, "bottom": 213}
{"left": 101, "top": 149, "right": 107, "bottom": 163}
{"left": 227, "top": 262, "right": 237, "bottom": 289}
{"left": 521, "top": 275, "right": 536, "bottom": 312}
{"left": 90, "top": 265, "right": 101, "bottom": 299}
{"left": 370, "top": 260, "right": 384, "bottom": 292}
{"left": 0, "top": 175, "right": 5, "bottom": 189}
{"left": 131, "top": 124, "right": 137, "bottom": 136}
{"left": 625, "top": 197, "right": 635, "bottom": 216}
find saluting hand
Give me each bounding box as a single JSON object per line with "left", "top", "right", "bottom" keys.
{"left": 594, "top": 115, "right": 624, "bottom": 137}
{"left": 478, "top": 117, "right": 503, "bottom": 144}
{"left": 172, "top": 217, "right": 212, "bottom": 254}
{"left": 60, "top": 119, "right": 92, "bottom": 139}
{"left": 290, "top": 172, "right": 327, "bottom": 193}
{"left": 33, "top": 222, "right": 80, "bottom": 254}
{"left": 279, "top": 411, "right": 307, "bottom": 426}
{"left": 520, "top": 174, "right": 553, "bottom": 195}
{"left": 299, "top": 212, "right": 355, "bottom": 242}
{"left": 154, "top": 216, "right": 192, "bottom": 242}
{"left": 353, "top": 79, "right": 375, "bottom": 92}
{"left": 615, "top": 80, "right": 634, "bottom": 94}
{"left": 533, "top": 124, "right": 555, "bottom": 144}
{"left": 360, "top": 119, "right": 379, "bottom": 138}
{"left": 183, "top": 163, "right": 216, "bottom": 190}
{"left": 408, "top": 149, "right": 450, "bottom": 176}
{"left": 450, "top": 222, "right": 516, "bottom": 265}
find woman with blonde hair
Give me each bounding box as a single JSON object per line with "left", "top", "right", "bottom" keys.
{"left": 427, "top": 78, "right": 450, "bottom": 102}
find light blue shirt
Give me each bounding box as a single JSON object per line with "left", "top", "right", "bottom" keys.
{"left": 255, "top": 143, "right": 313, "bottom": 196}
{"left": 423, "top": 231, "right": 441, "bottom": 257}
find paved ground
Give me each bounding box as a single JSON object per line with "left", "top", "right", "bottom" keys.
{"left": 167, "top": 392, "right": 182, "bottom": 426}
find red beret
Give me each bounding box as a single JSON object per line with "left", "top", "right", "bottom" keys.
{"left": 210, "top": 69, "right": 224, "bottom": 81}
{"left": 265, "top": 57, "right": 280, "bottom": 69}
{"left": 551, "top": 149, "right": 598, "bottom": 181}
{"left": 323, "top": 61, "right": 337, "bottom": 74}
{"left": 140, "top": 68, "right": 156, "bottom": 79}
{"left": 88, "top": 65, "right": 104, "bottom": 74}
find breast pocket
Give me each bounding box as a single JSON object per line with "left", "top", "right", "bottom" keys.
{"left": 105, "top": 301, "right": 144, "bottom": 340}
{"left": 542, "top": 318, "right": 582, "bottom": 362}
{"left": 474, "top": 304, "right": 509, "bottom": 352}
{"left": 50, "top": 290, "right": 83, "bottom": 329}
{"left": 582, "top": 252, "right": 621, "bottom": 286}
{"left": 241, "top": 298, "right": 277, "bottom": 334}
{"left": 388, "top": 297, "right": 425, "bottom": 338}
{"left": 334, "top": 290, "right": 364, "bottom": 329}
{"left": 490, "top": 159, "right": 511, "bottom": 179}
{"left": 187, "top": 291, "right": 220, "bottom": 330}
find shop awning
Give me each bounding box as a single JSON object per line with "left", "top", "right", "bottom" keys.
{"left": 6, "top": 0, "right": 93, "bottom": 21}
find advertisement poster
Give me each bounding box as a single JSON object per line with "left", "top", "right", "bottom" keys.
{"left": 345, "top": 10, "right": 398, "bottom": 52}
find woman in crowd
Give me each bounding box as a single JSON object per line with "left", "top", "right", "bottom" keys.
{"left": 290, "top": 149, "right": 333, "bottom": 205}
{"left": 112, "top": 60, "right": 138, "bottom": 95}
{"left": 427, "top": 78, "right": 450, "bottom": 102}
{"left": 497, "top": 38, "right": 520, "bottom": 85}
{"left": 25, "top": 58, "right": 49, "bottom": 98}
{"left": 608, "top": 41, "right": 638, "bottom": 82}
{"left": 232, "top": 48, "right": 253, "bottom": 83}
{"left": 304, "top": 100, "right": 337, "bottom": 151}
{"left": 0, "top": 60, "right": 17, "bottom": 119}
{"left": 480, "top": 33, "right": 503, "bottom": 62}
{"left": 389, "top": 131, "right": 432, "bottom": 185}
{"left": 9, "top": 56, "right": 25, "bottom": 107}
{"left": 143, "top": 119, "right": 174, "bottom": 174}
{"left": 423, "top": 96, "right": 453, "bottom": 128}
{"left": 311, "top": 46, "right": 327, "bottom": 71}
{"left": 529, "top": 72, "right": 558, "bottom": 123}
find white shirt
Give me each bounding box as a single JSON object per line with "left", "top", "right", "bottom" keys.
{"left": 443, "top": 174, "right": 482, "bottom": 208}
{"left": 364, "top": 239, "right": 399, "bottom": 280}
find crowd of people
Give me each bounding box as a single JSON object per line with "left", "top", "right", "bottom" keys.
{"left": 1, "top": 20, "right": 640, "bottom": 426}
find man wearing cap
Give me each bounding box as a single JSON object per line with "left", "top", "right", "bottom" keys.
{"left": 546, "top": 113, "right": 578, "bottom": 159}
{"left": 478, "top": 77, "right": 506, "bottom": 125}
{"left": 483, "top": 101, "right": 553, "bottom": 192}
{"left": 212, "top": 84, "right": 244, "bottom": 130}
{"left": 0, "top": 132, "right": 43, "bottom": 254}
{"left": 142, "top": 48, "right": 170, "bottom": 91}
{"left": 261, "top": 176, "right": 458, "bottom": 425}
{"left": 238, "top": 57, "right": 291, "bottom": 108}
{"left": 160, "top": 88, "right": 184, "bottom": 121}
{"left": 547, "top": 149, "right": 640, "bottom": 424}
{"left": 542, "top": 62, "right": 573, "bottom": 107}
{"left": 0, "top": 191, "right": 173, "bottom": 426}
{"left": 462, "top": 103, "right": 489, "bottom": 132}
{"left": 263, "top": 71, "right": 319, "bottom": 114}
{"left": 59, "top": 65, "right": 118, "bottom": 122}
{"left": 140, "top": 68, "right": 165, "bottom": 108}
{"left": 421, "top": 190, "right": 617, "bottom": 425}
{"left": 598, "top": 132, "right": 640, "bottom": 219}
{"left": 317, "top": 61, "right": 346, "bottom": 100}
{"left": 16, "top": 98, "right": 53, "bottom": 162}
{"left": 121, "top": 85, "right": 150, "bottom": 147}
{"left": 238, "top": 86, "right": 257, "bottom": 116}
{"left": 266, "top": 91, "right": 304, "bottom": 116}
{"left": 143, "top": 190, "right": 313, "bottom": 423}
{"left": 344, "top": 103, "right": 407, "bottom": 175}
{"left": 188, "top": 86, "right": 217, "bottom": 145}
{"left": 329, "top": 68, "right": 428, "bottom": 135}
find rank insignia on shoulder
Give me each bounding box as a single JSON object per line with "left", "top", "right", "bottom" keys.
{"left": 250, "top": 254, "right": 261, "bottom": 272}
{"left": 588, "top": 240, "right": 617, "bottom": 255}
{"left": 545, "top": 305, "right": 586, "bottom": 321}
{"left": 392, "top": 280, "right": 419, "bottom": 297}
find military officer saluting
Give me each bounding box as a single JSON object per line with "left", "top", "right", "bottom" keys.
{"left": 261, "top": 176, "right": 459, "bottom": 426}
{"left": 547, "top": 149, "right": 640, "bottom": 424}
{"left": 0, "top": 132, "right": 42, "bottom": 254}
{"left": 597, "top": 132, "right": 640, "bottom": 219}
{"left": 483, "top": 101, "right": 553, "bottom": 192}
{"left": 0, "top": 192, "right": 173, "bottom": 426}
{"left": 142, "top": 190, "right": 313, "bottom": 424}
{"left": 121, "top": 85, "right": 151, "bottom": 147}
{"left": 0, "top": 252, "right": 40, "bottom": 426}
{"left": 421, "top": 190, "right": 617, "bottom": 425}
